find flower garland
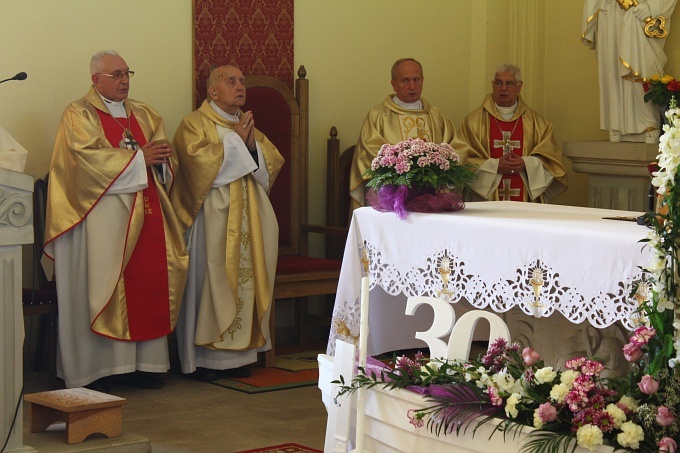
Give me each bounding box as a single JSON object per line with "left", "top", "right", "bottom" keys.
{"left": 640, "top": 100, "right": 680, "bottom": 373}
{"left": 335, "top": 338, "right": 680, "bottom": 452}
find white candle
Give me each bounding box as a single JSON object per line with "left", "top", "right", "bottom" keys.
{"left": 354, "top": 276, "right": 370, "bottom": 452}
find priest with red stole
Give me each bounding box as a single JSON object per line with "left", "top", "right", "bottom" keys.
{"left": 44, "top": 50, "right": 188, "bottom": 389}
{"left": 461, "top": 64, "right": 567, "bottom": 202}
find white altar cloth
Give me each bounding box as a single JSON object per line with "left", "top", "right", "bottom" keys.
{"left": 328, "top": 202, "right": 651, "bottom": 356}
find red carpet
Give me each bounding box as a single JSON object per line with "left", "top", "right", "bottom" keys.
{"left": 234, "top": 443, "right": 322, "bottom": 453}
{"left": 210, "top": 366, "right": 318, "bottom": 393}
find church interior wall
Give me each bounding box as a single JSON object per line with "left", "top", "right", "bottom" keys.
{"left": 3, "top": 0, "right": 679, "bottom": 289}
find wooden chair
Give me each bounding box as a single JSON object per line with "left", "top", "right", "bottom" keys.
{"left": 22, "top": 176, "right": 59, "bottom": 388}
{"left": 244, "top": 66, "right": 344, "bottom": 366}
{"left": 325, "top": 127, "right": 356, "bottom": 261}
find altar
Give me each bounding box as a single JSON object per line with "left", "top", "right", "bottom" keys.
{"left": 327, "top": 202, "right": 651, "bottom": 372}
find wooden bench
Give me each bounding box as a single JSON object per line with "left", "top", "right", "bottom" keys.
{"left": 24, "top": 387, "right": 126, "bottom": 444}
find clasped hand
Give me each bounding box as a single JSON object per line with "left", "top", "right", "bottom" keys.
{"left": 498, "top": 152, "right": 525, "bottom": 175}
{"left": 236, "top": 110, "right": 256, "bottom": 152}
{"left": 632, "top": 3, "right": 652, "bottom": 21}
{"left": 142, "top": 141, "right": 172, "bottom": 166}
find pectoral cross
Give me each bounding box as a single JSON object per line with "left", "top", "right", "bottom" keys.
{"left": 499, "top": 178, "right": 520, "bottom": 201}
{"left": 493, "top": 131, "right": 521, "bottom": 155}
{"left": 119, "top": 130, "right": 140, "bottom": 151}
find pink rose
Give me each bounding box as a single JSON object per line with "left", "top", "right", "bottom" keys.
{"left": 537, "top": 402, "right": 557, "bottom": 423}
{"left": 656, "top": 406, "right": 675, "bottom": 427}
{"left": 659, "top": 437, "right": 677, "bottom": 453}
{"left": 638, "top": 375, "right": 660, "bottom": 395}
{"left": 622, "top": 342, "right": 643, "bottom": 362}
{"left": 522, "top": 347, "right": 541, "bottom": 366}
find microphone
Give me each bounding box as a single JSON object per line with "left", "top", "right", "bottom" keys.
{"left": 0, "top": 72, "right": 28, "bottom": 84}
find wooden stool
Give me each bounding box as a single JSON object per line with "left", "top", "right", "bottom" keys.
{"left": 24, "top": 387, "right": 127, "bottom": 444}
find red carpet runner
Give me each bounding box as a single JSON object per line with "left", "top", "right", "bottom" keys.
{"left": 234, "top": 443, "right": 322, "bottom": 453}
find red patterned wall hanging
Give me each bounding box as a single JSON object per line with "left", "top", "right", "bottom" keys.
{"left": 193, "top": 0, "right": 294, "bottom": 109}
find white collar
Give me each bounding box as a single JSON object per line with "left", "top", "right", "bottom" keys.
{"left": 495, "top": 102, "right": 518, "bottom": 121}
{"left": 393, "top": 95, "right": 422, "bottom": 110}
{"left": 210, "top": 100, "right": 240, "bottom": 122}
{"left": 95, "top": 87, "right": 126, "bottom": 118}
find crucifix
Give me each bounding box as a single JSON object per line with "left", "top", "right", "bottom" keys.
{"left": 499, "top": 178, "right": 520, "bottom": 201}
{"left": 493, "top": 130, "right": 521, "bottom": 155}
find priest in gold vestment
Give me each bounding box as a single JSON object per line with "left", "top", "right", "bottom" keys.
{"left": 461, "top": 64, "right": 567, "bottom": 202}
{"left": 44, "top": 50, "right": 188, "bottom": 389}
{"left": 170, "top": 65, "right": 284, "bottom": 379}
{"left": 349, "top": 58, "right": 469, "bottom": 211}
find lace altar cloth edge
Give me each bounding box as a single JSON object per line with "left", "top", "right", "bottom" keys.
{"left": 328, "top": 202, "right": 651, "bottom": 355}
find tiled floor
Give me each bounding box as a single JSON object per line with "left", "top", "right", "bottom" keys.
{"left": 23, "top": 364, "right": 328, "bottom": 453}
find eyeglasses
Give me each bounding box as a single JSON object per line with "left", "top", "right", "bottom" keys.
{"left": 98, "top": 70, "right": 135, "bottom": 81}
{"left": 493, "top": 80, "right": 519, "bottom": 88}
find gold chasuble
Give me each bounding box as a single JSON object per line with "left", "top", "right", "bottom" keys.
{"left": 44, "top": 87, "right": 188, "bottom": 341}
{"left": 170, "top": 100, "right": 284, "bottom": 352}
{"left": 461, "top": 94, "right": 567, "bottom": 202}
{"left": 350, "top": 95, "right": 469, "bottom": 210}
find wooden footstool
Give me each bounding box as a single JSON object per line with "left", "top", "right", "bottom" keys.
{"left": 24, "top": 387, "right": 127, "bottom": 444}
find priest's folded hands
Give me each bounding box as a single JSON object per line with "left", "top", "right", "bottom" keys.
{"left": 142, "top": 140, "right": 172, "bottom": 166}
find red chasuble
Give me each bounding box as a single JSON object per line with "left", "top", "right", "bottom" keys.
{"left": 97, "top": 110, "right": 171, "bottom": 341}
{"left": 489, "top": 117, "right": 525, "bottom": 202}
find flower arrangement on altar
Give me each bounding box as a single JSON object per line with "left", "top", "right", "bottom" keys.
{"left": 363, "top": 138, "right": 476, "bottom": 219}
{"left": 643, "top": 73, "right": 680, "bottom": 107}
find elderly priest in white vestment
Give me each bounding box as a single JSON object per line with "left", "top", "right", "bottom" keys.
{"left": 170, "top": 65, "right": 284, "bottom": 381}
{"left": 44, "top": 50, "right": 189, "bottom": 389}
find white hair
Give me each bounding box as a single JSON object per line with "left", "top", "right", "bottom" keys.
{"left": 494, "top": 64, "right": 523, "bottom": 82}
{"left": 90, "top": 50, "right": 121, "bottom": 75}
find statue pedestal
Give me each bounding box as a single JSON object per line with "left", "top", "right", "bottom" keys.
{"left": 563, "top": 141, "right": 658, "bottom": 211}
{"left": 0, "top": 167, "right": 36, "bottom": 452}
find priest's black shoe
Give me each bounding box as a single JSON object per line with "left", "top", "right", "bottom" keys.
{"left": 219, "top": 367, "right": 252, "bottom": 378}
{"left": 190, "top": 367, "right": 219, "bottom": 382}
{"left": 85, "top": 376, "right": 111, "bottom": 393}
{"left": 129, "top": 371, "right": 165, "bottom": 389}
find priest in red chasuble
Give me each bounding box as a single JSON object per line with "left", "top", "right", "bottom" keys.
{"left": 461, "top": 64, "right": 567, "bottom": 202}
{"left": 44, "top": 50, "right": 188, "bottom": 389}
